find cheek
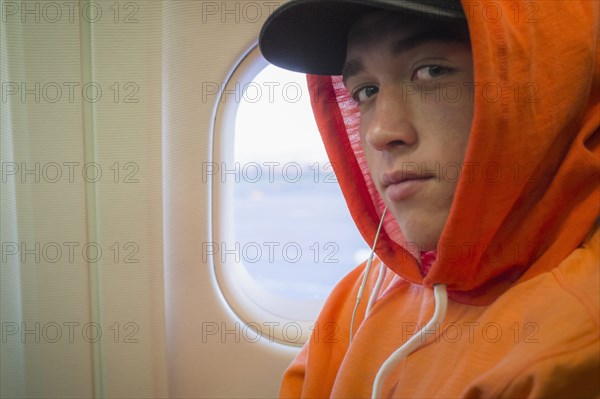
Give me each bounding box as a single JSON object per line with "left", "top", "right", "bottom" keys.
{"left": 361, "top": 142, "right": 380, "bottom": 181}
{"left": 359, "top": 136, "right": 388, "bottom": 198}
{"left": 358, "top": 118, "right": 376, "bottom": 170}
{"left": 417, "top": 101, "right": 473, "bottom": 164}
{"left": 445, "top": 86, "right": 474, "bottom": 145}
{"left": 447, "top": 117, "right": 472, "bottom": 168}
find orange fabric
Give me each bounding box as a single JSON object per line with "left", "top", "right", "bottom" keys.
{"left": 280, "top": 0, "right": 600, "bottom": 397}
{"left": 281, "top": 228, "right": 599, "bottom": 398}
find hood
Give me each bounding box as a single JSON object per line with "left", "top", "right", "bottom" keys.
{"left": 308, "top": 0, "right": 599, "bottom": 305}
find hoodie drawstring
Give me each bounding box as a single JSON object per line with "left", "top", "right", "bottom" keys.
{"left": 371, "top": 284, "right": 448, "bottom": 398}
{"left": 349, "top": 207, "right": 449, "bottom": 398}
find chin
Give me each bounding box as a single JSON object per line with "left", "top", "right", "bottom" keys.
{"left": 391, "top": 207, "right": 444, "bottom": 252}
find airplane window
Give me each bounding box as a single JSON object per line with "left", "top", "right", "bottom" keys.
{"left": 233, "top": 65, "right": 369, "bottom": 312}
{"left": 211, "top": 48, "right": 370, "bottom": 344}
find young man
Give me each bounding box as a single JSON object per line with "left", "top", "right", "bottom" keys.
{"left": 260, "top": 1, "right": 599, "bottom": 397}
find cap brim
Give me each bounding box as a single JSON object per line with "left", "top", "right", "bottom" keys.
{"left": 259, "top": 0, "right": 465, "bottom": 76}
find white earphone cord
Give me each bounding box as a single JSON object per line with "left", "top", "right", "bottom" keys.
{"left": 350, "top": 206, "right": 387, "bottom": 344}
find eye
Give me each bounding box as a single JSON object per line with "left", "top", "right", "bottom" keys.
{"left": 413, "top": 65, "right": 452, "bottom": 81}
{"left": 353, "top": 85, "right": 379, "bottom": 104}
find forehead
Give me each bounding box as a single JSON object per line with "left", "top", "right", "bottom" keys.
{"left": 343, "top": 11, "right": 471, "bottom": 86}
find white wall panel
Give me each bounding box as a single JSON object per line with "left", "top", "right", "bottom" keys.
{"left": 1, "top": 1, "right": 297, "bottom": 398}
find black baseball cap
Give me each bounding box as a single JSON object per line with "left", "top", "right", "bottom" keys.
{"left": 259, "top": 0, "right": 466, "bottom": 75}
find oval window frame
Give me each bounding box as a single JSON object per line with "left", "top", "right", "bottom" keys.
{"left": 211, "top": 43, "right": 326, "bottom": 347}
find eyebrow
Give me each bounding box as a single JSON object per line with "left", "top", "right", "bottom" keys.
{"left": 342, "top": 29, "right": 467, "bottom": 86}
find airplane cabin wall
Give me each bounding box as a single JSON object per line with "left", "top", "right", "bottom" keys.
{"left": 0, "top": 1, "right": 298, "bottom": 397}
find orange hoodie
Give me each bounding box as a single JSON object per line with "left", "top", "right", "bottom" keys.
{"left": 279, "top": 1, "right": 599, "bottom": 397}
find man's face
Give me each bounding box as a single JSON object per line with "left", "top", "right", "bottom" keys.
{"left": 343, "top": 12, "right": 474, "bottom": 252}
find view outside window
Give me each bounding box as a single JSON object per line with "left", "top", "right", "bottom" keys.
{"left": 233, "top": 65, "right": 369, "bottom": 301}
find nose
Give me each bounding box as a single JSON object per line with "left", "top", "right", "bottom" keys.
{"left": 363, "top": 89, "right": 418, "bottom": 151}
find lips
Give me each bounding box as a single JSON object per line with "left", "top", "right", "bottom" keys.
{"left": 382, "top": 171, "right": 434, "bottom": 201}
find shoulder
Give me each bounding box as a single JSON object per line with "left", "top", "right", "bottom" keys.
{"left": 464, "top": 225, "right": 600, "bottom": 398}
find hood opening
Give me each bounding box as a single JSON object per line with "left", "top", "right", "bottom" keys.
{"left": 306, "top": 1, "right": 599, "bottom": 305}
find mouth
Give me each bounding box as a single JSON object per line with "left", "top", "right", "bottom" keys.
{"left": 382, "top": 171, "right": 434, "bottom": 201}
